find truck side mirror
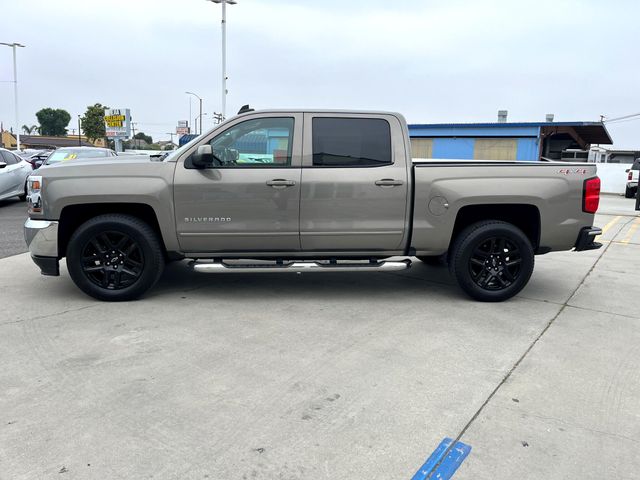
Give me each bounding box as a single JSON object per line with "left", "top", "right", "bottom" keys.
{"left": 0, "top": 161, "right": 7, "bottom": 169}
{"left": 192, "top": 144, "right": 214, "bottom": 168}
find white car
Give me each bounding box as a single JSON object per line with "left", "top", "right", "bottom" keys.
{"left": 0, "top": 148, "right": 32, "bottom": 202}
{"left": 625, "top": 159, "right": 639, "bottom": 198}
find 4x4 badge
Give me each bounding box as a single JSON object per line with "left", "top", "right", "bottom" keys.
{"left": 558, "top": 168, "right": 587, "bottom": 175}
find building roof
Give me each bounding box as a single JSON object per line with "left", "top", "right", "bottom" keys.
{"left": 408, "top": 121, "right": 612, "bottom": 144}
{"left": 20, "top": 135, "right": 93, "bottom": 148}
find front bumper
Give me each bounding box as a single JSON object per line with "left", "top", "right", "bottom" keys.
{"left": 574, "top": 226, "right": 602, "bottom": 252}
{"left": 24, "top": 219, "right": 60, "bottom": 276}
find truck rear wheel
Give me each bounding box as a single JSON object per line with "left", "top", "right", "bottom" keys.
{"left": 449, "top": 220, "right": 534, "bottom": 302}
{"left": 66, "top": 214, "right": 164, "bottom": 301}
{"left": 625, "top": 185, "right": 636, "bottom": 198}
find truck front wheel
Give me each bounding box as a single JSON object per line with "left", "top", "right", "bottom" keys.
{"left": 66, "top": 214, "right": 164, "bottom": 301}
{"left": 450, "top": 220, "right": 534, "bottom": 302}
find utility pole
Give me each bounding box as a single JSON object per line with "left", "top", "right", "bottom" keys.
{"left": 77, "top": 115, "right": 82, "bottom": 145}
{"left": 165, "top": 132, "right": 176, "bottom": 145}
{"left": 212, "top": 112, "right": 224, "bottom": 124}
{"left": 208, "top": 0, "right": 237, "bottom": 120}
{"left": 131, "top": 122, "right": 137, "bottom": 148}
{"left": 185, "top": 92, "right": 203, "bottom": 134}
{"left": 0, "top": 42, "right": 26, "bottom": 150}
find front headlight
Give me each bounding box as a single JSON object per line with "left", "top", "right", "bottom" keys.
{"left": 27, "top": 175, "right": 43, "bottom": 215}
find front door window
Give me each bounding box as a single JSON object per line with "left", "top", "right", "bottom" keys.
{"left": 209, "top": 117, "right": 294, "bottom": 167}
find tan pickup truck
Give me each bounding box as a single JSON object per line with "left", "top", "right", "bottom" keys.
{"left": 24, "top": 109, "right": 602, "bottom": 302}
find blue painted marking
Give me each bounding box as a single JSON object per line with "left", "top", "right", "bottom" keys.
{"left": 411, "top": 437, "right": 472, "bottom": 480}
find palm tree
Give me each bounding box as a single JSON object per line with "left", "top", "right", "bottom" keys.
{"left": 21, "top": 124, "right": 39, "bottom": 135}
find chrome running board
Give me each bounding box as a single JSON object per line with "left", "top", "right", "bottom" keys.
{"left": 191, "top": 259, "right": 411, "bottom": 273}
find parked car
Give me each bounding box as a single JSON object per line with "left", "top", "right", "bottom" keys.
{"left": 24, "top": 109, "right": 602, "bottom": 302}
{"left": 625, "top": 159, "right": 639, "bottom": 198}
{"left": 43, "top": 147, "right": 117, "bottom": 165}
{"left": 0, "top": 148, "right": 32, "bottom": 202}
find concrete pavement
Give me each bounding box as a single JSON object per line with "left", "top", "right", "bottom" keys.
{"left": 0, "top": 203, "right": 638, "bottom": 479}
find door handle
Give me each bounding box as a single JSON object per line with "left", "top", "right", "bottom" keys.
{"left": 375, "top": 179, "right": 403, "bottom": 187}
{"left": 266, "top": 179, "right": 296, "bottom": 188}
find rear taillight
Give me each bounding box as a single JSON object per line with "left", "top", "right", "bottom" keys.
{"left": 629, "top": 171, "right": 634, "bottom": 181}
{"left": 583, "top": 177, "right": 600, "bottom": 214}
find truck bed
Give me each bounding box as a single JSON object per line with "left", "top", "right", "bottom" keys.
{"left": 410, "top": 159, "right": 598, "bottom": 255}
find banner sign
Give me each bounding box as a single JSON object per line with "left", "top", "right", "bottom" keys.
{"left": 104, "top": 108, "right": 131, "bottom": 139}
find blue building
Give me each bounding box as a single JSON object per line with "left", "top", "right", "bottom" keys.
{"left": 408, "top": 120, "right": 612, "bottom": 161}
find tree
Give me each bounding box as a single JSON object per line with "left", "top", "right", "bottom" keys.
{"left": 134, "top": 132, "right": 153, "bottom": 144}
{"left": 36, "top": 108, "right": 71, "bottom": 136}
{"left": 81, "top": 103, "right": 108, "bottom": 141}
{"left": 22, "top": 124, "right": 39, "bottom": 134}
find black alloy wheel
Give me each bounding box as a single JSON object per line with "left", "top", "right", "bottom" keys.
{"left": 81, "top": 231, "right": 144, "bottom": 290}
{"left": 450, "top": 220, "right": 534, "bottom": 302}
{"left": 66, "top": 214, "right": 164, "bottom": 301}
{"left": 468, "top": 236, "right": 522, "bottom": 290}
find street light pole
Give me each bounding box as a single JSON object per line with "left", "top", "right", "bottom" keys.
{"left": 1, "top": 42, "right": 26, "bottom": 150}
{"left": 185, "top": 91, "right": 203, "bottom": 134}
{"left": 77, "top": 115, "right": 81, "bottom": 146}
{"left": 194, "top": 112, "right": 208, "bottom": 133}
{"left": 208, "top": 0, "right": 237, "bottom": 120}
{"left": 221, "top": 0, "right": 227, "bottom": 119}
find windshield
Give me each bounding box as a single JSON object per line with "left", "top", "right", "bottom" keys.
{"left": 46, "top": 148, "right": 109, "bottom": 164}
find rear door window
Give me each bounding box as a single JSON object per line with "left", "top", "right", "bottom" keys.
{"left": 312, "top": 117, "right": 392, "bottom": 167}
{"left": 1, "top": 151, "right": 18, "bottom": 165}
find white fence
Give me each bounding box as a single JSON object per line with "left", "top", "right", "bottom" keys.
{"left": 596, "top": 163, "right": 632, "bottom": 194}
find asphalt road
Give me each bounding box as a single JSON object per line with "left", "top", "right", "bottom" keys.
{"left": 0, "top": 197, "right": 28, "bottom": 259}
{"left": 0, "top": 196, "right": 638, "bottom": 479}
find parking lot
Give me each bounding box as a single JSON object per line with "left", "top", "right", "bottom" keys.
{"left": 0, "top": 196, "right": 639, "bottom": 479}
{"left": 0, "top": 197, "right": 30, "bottom": 259}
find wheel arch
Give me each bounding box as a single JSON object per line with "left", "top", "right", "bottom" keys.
{"left": 450, "top": 203, "right": 541, "bottom": 252}
{"left": 58, "top": 203, "right": 168, "bottom": 259}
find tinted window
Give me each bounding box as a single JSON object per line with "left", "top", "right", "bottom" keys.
{"left": 207, "top": 117, "right": 294, "bottom": 167}
{"left": 312, "top": 118, "right": 392, "bottom": 167}
{"left": 1, "top": 151, "right": 18, "bottom": 165}
{"left": 632, "top": 159, "right": 640, "bottom": 170}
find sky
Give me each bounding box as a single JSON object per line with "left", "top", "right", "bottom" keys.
{"left": 1, "top": 0, "right": 638, "bottom": 148}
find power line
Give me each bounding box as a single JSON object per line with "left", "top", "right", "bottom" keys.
{"left": 603, "top": 117, "right": 640, "bottom": 126}
{"left": 603, "top": 112, "right": 640, "bottom": 124}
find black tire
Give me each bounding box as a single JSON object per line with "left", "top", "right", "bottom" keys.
{"left": 66, "top": 214, "right": 164, "bottom": 301}
{"left": 449, "top": 220, "right": 534, "bottom": 302}
{"left": 18, "top": 181, "right": 27, "bottom": 201}
{"left": 417, "top": 254, "right": 447, "bottom": 266}
{"left": 625, "top": 186, "right": 635, "bottom": 199}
